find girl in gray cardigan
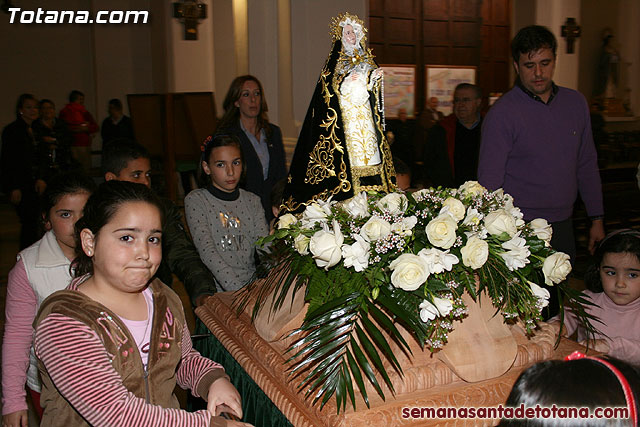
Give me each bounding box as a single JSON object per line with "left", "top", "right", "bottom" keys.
{"left": 185, "top": 134, "right": 268, "bottom": 292}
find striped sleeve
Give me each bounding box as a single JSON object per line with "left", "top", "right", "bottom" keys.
{"left": 35, "top": 313, "right": 214, "bottom": 426}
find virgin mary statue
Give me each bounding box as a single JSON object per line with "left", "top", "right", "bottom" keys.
{"left": 281, "top": 13, "right": 396, "bottom": 213}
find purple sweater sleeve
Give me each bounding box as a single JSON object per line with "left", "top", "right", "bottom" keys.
{"left": 35, "top": 313, "right": 227, "bottom": 426}
{"left": 1, "top": 259, "right": 37, "bottom": 415}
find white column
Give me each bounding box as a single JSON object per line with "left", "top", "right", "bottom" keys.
{"left": 165, "top": 0, "right": 216, "bottom": 93}
{"left": 535, "top": 0, "right": 581, "bottom": 90}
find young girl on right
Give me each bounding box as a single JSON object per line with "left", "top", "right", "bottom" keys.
{"left": 559, "top": 229, "right": 640, "bottom": 364}
{"left": 33, "top": 181, "right": 250, "bottom": 426}
{"left": 2, "top": 172, "right": 95, "bottom": 427}
{"left": 185, "top": 134, "right": 268, "bottom": 292}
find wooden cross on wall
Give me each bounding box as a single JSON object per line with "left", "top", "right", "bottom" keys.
{"left": 173, "top": 0, "right": 207, "bottom": 40}
{"left": 561, "top": 18, "right": 581, "bottom": 54}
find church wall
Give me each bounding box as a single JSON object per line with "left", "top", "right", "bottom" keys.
{"left": 579, "top": 0, "right": 621, "bottom": 102}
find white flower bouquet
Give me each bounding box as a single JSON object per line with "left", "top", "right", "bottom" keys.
{"left": 237, "top": 182, "right": 597, "bottom": 412}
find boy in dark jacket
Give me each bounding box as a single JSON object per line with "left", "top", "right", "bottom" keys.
{"left": 102, "top": 139, "right": 217, "bottom": 307}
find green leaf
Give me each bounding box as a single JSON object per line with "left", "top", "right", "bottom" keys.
{"left": 360, "top": 314, "right": 403, "bottom": 374}
{"left": 350, "top": 336, "right": 385, "bottom": 400}
{"left": 355, "top": 323, "right": 395, "bottom": 394}
{"left": 346, "top": 347, "right": 370, "bottom": 408}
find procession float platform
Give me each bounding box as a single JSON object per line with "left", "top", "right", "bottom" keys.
{"left": 195, "top": 292, "right": 586, "bottom": 427}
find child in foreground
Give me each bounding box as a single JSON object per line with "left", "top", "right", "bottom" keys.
{"left": 501, "top": 352, "right": 639, "bottom": 426}
{"left": 2, "top": 172, "right": 94, "bottom": 427}
{"left": 558, "top": 229, "right": 640, "bottom": 364}
{"left": 185, "top": 134, "right": 268, "bottom": 291}
{"left": 34, "top": 181, "right": 251, "bottom": 426}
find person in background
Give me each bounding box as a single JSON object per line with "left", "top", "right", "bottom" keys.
{"left": 59, "top": 90, "right": 98, "bottom": 172}
{"left": 32, "top": 99, "right": 76, "bottom": 182}
{"left": 387, "top": 107, "right": 415, "bottom": 170}
{"left": 478, "top": 25, "right": 604, "bottom": 317}
{"left": 185, "top": 134, "right": 268, "bottom": 292}
{"left": 393, "top": 158, "right": 412, "bottom": 192}
{"left": 102, "top": 139, "right": 217, "bottom": 307}
{"left": 101, "top": 98, "right": 134, "bottom": 146}
{"left": 424, "top": 83, "right": 483, "bottom": 188}
{"left": 2, "top": 172, "right": 94, "bottom": 427}
{"left": 216, "top": 75, "right": 286, "bottom": 223}
{"left": 1, "top": 93, "right": 46, "bottom": 249}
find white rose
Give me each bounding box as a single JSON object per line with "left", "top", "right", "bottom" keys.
{"left": 530, "top": 218, "right": 553, "bottom": 244}
{"left": 309, "top": 220, "right": 344, "bottom": 270}
{"left": 360, "top": 216, "right": 392, "bottom": 242}
{"left": 391, "top": 216, "right": 418, "bottom": 237}
{"left": 341, "top": 234, "right": 370, "bottom": 272}
{"left": 301, "top": 202, "right": 330, "bottom": 228}
{"left": 500, "top": 235, "right": 531, "bottom": 271}
{"left": 542, "top": 252, "right": 572, "bottom": 286}
{"left": 418, "top": 248, "right": 459, "bottom": 274}
{"left": 425, "top": 214, "right": 458, "bottom": 249}
{"left": 343, "top": 192, "right": 370, "bottom": 219}
{"left": 484, "top": 209, "right": 518, "bottom": 238}
{"left": 529, "top": 281, "right": 550, "bottom": 310}
{"left": 389, "top": 254, "right": 430, "bottom": 291}
{"left": 460, "top": 236, "right": 489, "bottom": 269}
{"left": 440, "top": 197, "right": 466, "bottom": 222}
{"left": 458, "top": 181, "right": 486, "bottom": 197}
{"left": 419, "top": 300, "right": 439, "bottom": 322}
{"left": 376, "top": 192, "right": 408, "bottom": 215}
{"left": 276, "top": 213, "right": 297, "bottom": 229}
{"left": 411, "top": 188, "right": 430, "bottom": 201}
{"left": 433, "top": 296, "right": 453, "bottom": 316}
{"left": 294, "top": 234, "right": 310, "bottom": 255}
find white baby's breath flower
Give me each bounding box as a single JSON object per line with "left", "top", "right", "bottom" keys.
{"left": 440, "top": 197, "right": 466, "bottom": 222}
{"left": 389, "top": 254, "right": 429, "bottom": 291}
{"left": 530, "top": 218, "right": 553, "bottom": 245}
{"left": 309, "top": 220, "right": 343, "bottom": 270}
{"left": 391, "top": 215, "right": 418, "bottom": 237}
{"left": 376, "top": 192, "right": 408, "bottom": 215}
{"left": 500, "top": 235, "right": 531, "bottom": 271}
{"left": 341, "top": 234, "right": 370, "bottom": 272}
{"left": 484, "top": 209, "right": 518, "bottom": 238}
{"left": 460, "top": 236, "right": 489, "bottom": 269}
{"left": 343, "top": 192, "right": 370, "bottom": 219}
{"left": 360, "top": 216, "right": 392, "bottom": 242}
{"left": 425, "top": 213, "right": 458, "bottom": 249}
{"left": 276, "top": 213, "right": 297, "bottom": 229}
{"left": 542, "top": 252, "right": 572, "bottom": 285}
{"left": 419, "top": 300, "right": 439, "bottom": 322}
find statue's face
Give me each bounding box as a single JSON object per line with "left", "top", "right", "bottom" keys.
{"left": 343, "top": 24, "right": 357, "bottom": 47}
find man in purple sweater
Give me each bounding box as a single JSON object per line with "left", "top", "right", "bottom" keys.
{"left": 478, "top": 25, "right": 605, "bottom": 315}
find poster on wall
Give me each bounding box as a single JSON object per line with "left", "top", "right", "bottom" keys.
{"left": 425, "top": 65, "right": 476, "bottom": 116}
{"left": 380, "top": 65, "right": 415, "bottom": 118}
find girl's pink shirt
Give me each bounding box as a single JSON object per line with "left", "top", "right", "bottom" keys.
{"left": 2, "top": 259, "right": 37, "bottom": 414}
{"left": 563, "top": 289, "right": 640, "bottom": 364}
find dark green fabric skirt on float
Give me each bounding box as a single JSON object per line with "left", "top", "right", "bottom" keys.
{"left": 191, "top": 319, "right": 293, "bottom": 427}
